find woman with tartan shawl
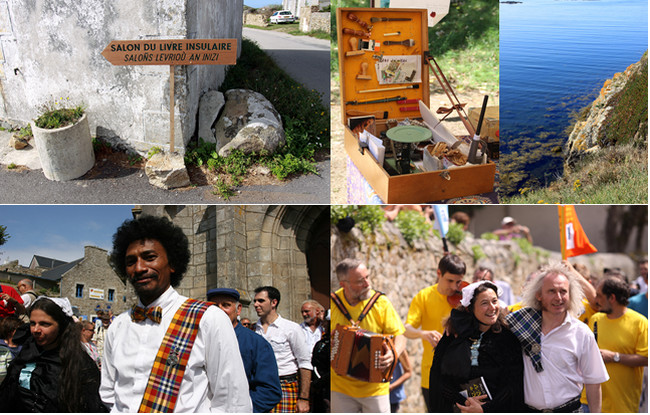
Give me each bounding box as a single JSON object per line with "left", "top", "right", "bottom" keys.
{"left": 429, "top": 281, "right": 524, "bottom": 413}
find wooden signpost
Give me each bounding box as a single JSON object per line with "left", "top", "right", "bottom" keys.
{"left": 102, "top": 39, "right": 237, "bottom": 152}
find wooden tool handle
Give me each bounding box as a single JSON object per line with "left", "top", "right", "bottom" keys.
{"left": 342, "top": 27, "right": 371, "bottom": 38}
{"left": 347, "top": 13, "right": 369, "bottom": 29}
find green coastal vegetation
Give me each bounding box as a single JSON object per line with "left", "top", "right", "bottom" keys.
{"left": 502, "top": 52, "right": 648, "bottom": 204}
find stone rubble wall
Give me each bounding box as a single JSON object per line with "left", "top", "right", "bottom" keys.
{"left": 0, "top": 0, "right": 243, "bottom": 155}
{"left": 331, "top": 220, "right": 635, "bottom": 413}
{"left": 243, "top": 12, "right": 269, "bottom": 27}
{"left": 299, "top": 7, "right": 330, "bottom": 33}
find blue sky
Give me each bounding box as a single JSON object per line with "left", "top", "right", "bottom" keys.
{"left": 0, "top": 205, "right": 135, "bottom": 266}
{"left": 244, "top": 1, "right": 281, "bottom": 8}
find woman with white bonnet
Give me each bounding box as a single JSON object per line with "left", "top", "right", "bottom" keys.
{"left": 429, "top": 281, "right": 524, "bottom": 412}
{"left": 0, "top": 297, "right": 107, "bottom": 412}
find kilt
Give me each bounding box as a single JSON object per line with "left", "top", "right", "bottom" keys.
{"left": 271, "top": 375, "right": 299, "bottom": 413}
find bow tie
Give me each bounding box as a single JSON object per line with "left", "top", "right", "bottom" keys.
{"left": 131, "top": 305, "right": 163, "bottom": 324}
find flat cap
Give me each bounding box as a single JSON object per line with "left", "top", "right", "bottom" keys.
{"left": 206, "top": 287, "right": 240, "bottom": 301}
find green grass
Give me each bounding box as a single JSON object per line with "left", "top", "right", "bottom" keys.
{"left": 184, "top": 39, "right": 329, "bottom": 198}
{"left": 245, "top": 22, "right": 331, "bottom": 40}
{"left": 501, "top": 144, "right": 648, "bottom": 204}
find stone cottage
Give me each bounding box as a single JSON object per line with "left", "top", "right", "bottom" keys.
{"left": 56, "top": 246, "right": 134, "bottom": 318}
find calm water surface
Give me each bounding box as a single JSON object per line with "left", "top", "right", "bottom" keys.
{"left": 499, "top": 0, "right": 647, "bottom": 196}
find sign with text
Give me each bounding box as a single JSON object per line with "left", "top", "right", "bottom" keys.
{"left": 101, "top": 39, "right": 237, "bottom": 66}
{"left": 89, "top": 288, "right": 105, "bottom": 300}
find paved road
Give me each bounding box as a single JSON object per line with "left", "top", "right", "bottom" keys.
{"left": 0, "top": 136, "right": 330, "bottom": 205}
{"left": 243, "top": 28, "right": 330, "bottom": 106}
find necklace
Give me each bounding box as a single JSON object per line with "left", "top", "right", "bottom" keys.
{"left": 470, "top": 332, "right": 485, "bottom": 367}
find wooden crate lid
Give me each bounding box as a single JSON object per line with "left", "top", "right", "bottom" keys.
{"left": 337, "top": 8, "right": 430, "bottom": 127}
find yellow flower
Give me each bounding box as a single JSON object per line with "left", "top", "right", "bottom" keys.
{"left": 537, "top": 200, "right": 544, "bottom": 204}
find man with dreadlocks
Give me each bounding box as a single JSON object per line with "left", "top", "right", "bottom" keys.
{"left": 99, "top": 215, "right": 251, "bottom": 412}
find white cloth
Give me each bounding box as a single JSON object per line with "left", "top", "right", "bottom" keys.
{"left": 522, "top": 313, "right": 609, "bottom": 410}
{"left": 494, "top": 280, "right": 515, "bottom": 306}
{"left": 20, "top": 293, "right": 33, "bottom": 308}
{"left": 299, "top": 321, "right": 323, "bottom": 354}
{"left": 99, "top": 287, "right": 252, "bottom": 413}
{"left": 635, "top": 276, "right": 648, "bottom": 294}
{"left": 255, "top": 315, "right": 312, "bottom": 376}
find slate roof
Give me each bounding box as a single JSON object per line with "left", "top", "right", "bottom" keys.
{"left": 40, "top": 258, "right": 83, "bottom": 281}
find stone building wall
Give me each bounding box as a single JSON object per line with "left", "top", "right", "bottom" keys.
{"left": 59, "top": 246, "right": 133, "bottom": 318}
{"left": 331, "top": 220, "right": 635, "bottom": 413}
{"left": 0, "top": 0, "right": 243, "bottom": 154}
{"left": 137, "top": 205, "right": 329, "bottom": 324}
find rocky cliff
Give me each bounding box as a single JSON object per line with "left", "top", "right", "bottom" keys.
{"left": 565, "top": 52, "right": 648, "bottom": 166}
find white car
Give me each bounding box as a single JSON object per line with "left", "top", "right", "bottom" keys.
{"left": 270, "top": 10, "right": 296, "bottom": 24}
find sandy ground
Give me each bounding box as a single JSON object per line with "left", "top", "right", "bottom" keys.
{"left": 330, "top": 76, "right": 499, "bottom": 204}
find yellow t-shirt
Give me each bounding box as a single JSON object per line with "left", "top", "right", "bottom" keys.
{"left": 579, "top": 309, "right": 648, "bottom": 412}
{"left": 405, "top": 284, "right": 454, "bottom": 389}
{"left": 578, "top": 299, "right": 597, "bottom": 324}
{"left": 330, "top": 288, "right": 405, "bottom": 398}
{"left": 508, "top": 301, "right": 523, "bottom": 313}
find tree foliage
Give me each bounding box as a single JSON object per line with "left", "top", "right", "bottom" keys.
{"left": 0, "top": 225, "right": 9, "bottom": 246}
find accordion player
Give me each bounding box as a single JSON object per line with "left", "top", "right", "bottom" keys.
{"left": 331, "top": 324, "right": 397, "bottom": 383}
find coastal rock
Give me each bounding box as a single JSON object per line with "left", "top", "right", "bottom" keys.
{"left": 145, "top": 152, "right": 191, "bottom": 189}
{"left": 10, "top": 134, "right": 29, "bottom": 149}
{"left": 214, "top": 89, "right": 285, "bottom": 157}
{"left": 565, "top": 52, "right": 648, "bottom": 166}
{"left": 197, "top": 90, "right": 225, "bottom": 144}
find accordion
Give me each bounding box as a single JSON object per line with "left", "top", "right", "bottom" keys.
{"left": 330, "top": 324, "right": 396, "bottom": 383}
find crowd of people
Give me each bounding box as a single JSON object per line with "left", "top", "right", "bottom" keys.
{"left": 0, "top": 215, "right": 329, "bottom": 413}
{"left": 332, "top": 255, "right": 648, "bottom": 413}
{"left": 0, "top": 211, "right": 646, "bottom": 413}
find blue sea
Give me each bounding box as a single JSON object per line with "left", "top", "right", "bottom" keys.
{"left": 499, "top": 0, "right": 648, "bottom": 196}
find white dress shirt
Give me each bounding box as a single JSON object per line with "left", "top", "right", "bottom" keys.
{"left": 523, "top": 312, "right": 609, "bottom": 410}
{"left": 99, "top": 287, "right": 252, "bottom": 412}
{"left": 255, "top": 315, "right": 312, "bottom": 376}
{"left": 299, "top": 321, "right": 322, "bottom": 354}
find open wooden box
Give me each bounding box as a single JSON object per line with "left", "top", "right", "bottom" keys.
{"left": 338, "top": 7, "right": 496, "bottom": 203}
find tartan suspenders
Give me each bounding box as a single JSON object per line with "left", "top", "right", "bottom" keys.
{"left": 138, "top": 299, "right": 211, "bottom": 413}
{"left": 330, "top": 290, "right": 383, "bottom": 326}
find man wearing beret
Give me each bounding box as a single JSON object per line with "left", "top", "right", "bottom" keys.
{"left": 208, "top": 288, "right": 282, "bottom": 413}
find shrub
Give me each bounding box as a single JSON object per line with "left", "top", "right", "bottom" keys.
{"left": 394, "top": 210, "right": 432, "bottom": 245}
{"left": 34, "top": 100, "right": 85, "bottom": 129}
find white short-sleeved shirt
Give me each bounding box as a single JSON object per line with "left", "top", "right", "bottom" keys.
{"left": 99, "top": 287, "right": 252, "bottom": 412}
{"left": 256, "top": 315, "right": 313, "bottom": 376}
{"left": 300, "top": 321, "right": 323, "bottom": 354}
{"left": 523, "top": 312, "right": 609, "bottom": 410}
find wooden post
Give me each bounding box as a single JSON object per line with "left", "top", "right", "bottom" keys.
{"left": 169, "top": 65, "right": 175, "bottom": 152}
{"left": 101, "top": 39, "right": 237, "bottom": 154}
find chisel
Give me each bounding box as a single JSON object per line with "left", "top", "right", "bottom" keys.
{"left": 370, "top": 17, "right": 412, "bottom": 22}
{"left": 346, "top": 95, "right": 406, "bottom": 105}
{"left": 358, "top": 84, "right": 419, "bottom": 94}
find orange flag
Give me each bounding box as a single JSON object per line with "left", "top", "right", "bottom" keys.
{"left": 558, "top": 205, "right": 598, "bottom": 259}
